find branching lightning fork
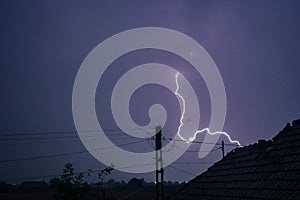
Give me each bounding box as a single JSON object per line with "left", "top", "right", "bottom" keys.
{"left": 174, "top": 72, "right": 242, "bottom": 147}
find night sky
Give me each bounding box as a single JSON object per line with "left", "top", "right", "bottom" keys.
{"left": 1, "top": 1, "right": 300, "bottom": 183}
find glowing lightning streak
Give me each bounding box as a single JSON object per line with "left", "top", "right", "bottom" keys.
{"left": 175, "top": 72, "right": 242, "bottom": 147}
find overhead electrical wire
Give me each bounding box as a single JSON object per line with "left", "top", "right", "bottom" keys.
{"left": 168, "top": 138, "right": 246, "bottom": 147}
{"left": 0, "top": 127, "right": 155, "bottom": 137}
{"left": 3, "top": 161, "right": 213, "bottom": 183}
{"left": 0, "top": 139, "right": 147, "bottom": 163}
{"left": 168, "top": 165, "right": 197, "bottom": 176}
{"left": 2, "top": 162, "right": 157, "bottom": 183}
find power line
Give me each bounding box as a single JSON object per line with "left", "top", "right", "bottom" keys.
{"left": 2, "top": 160, "right": 213, "bottom": 183}
{"left": 0, "top": 127, "right": 155, "bottom": 137}
{"left": 2, "top": 162, "right": 157, "bottom": 183}
{"left": 0, "top": 137, "right": 137, "bottom": 146}
{"left": 0, "top": 137, "right": 226, "bottom": 164}
{"left": 168, "top": 165, "right": 196, "bottom": 177}
{"left": 172, "top": 161, "right": 213, "bottom": 164}
{"left": 173, "top": 144, "right": 222, "bottom": 153}
{"left": 0, "top": 129, "right": 154, "bottom": 145}
{"left": 0, "top": 139, "right": 147, "bottom": 163}
{"left": 168, "top": 138, "right": 245, "bottom": 147}
{"left": 0, "top": 134, "right": 139, "bottom": 141}
{"left": 0, "top": 137, "right": 236, "bottom": 164}
{"left": 0, "top": 129, "right": 245, "bottom": 147}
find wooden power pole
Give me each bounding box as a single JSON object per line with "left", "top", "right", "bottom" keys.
{"left": 155, "top": 126, "right": 164, "bottom": 200}
{"left": 221, "top": 140, "right": 225, "bottom": 158}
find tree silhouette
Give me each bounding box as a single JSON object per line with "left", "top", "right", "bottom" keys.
{"left": 49, "top": 163, "right": 89, "bottom": 200}
{"left": 49, "top": 163, "right": 114, "bottom": 200}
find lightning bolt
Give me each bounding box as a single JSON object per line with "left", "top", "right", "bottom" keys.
{"left": 175, "top": 72, "right": 242, "bottom": 147}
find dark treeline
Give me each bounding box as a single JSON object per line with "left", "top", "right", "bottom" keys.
{"left": 0, "top": 163, "right": 183, "bottom": 200}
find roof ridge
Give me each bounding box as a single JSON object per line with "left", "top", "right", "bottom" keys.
{"left": 168, "top": 118, "right": 300, "bottom": 199}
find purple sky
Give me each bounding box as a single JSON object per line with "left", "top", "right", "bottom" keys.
{"left": 0, "top": 1, "right": 300, "bottom": 183}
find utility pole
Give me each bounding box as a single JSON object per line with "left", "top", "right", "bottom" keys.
{"left": 221, "top": 140, "right": 225, "bottom": 158}
{"left": 155, "top": 126, "right": 164, "bottom": 200}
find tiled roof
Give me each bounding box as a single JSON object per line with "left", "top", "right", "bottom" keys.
{"left": 169, "top": 119, "right": 300, "bottom": 200}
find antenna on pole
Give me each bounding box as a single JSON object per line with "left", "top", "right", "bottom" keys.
{"left": 155, "top": 125, "right": 164, "bottom": 200}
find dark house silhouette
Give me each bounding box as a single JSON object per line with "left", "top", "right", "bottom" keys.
{"left": 169, "top": 119, "right": 300, "bottom": 199}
